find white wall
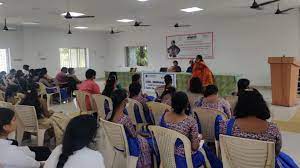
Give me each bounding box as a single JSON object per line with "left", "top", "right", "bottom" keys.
{"left": 0, "top": 27, "right": 107, "bottom": 79}
{"left": 0, "top": 29, "right": 24, "bottom": 70}
{"left": 106, "top": 13, "right": 300, "bottom": 86}
{"left": 0, "top": 13, "right": 299, "bottom": 85}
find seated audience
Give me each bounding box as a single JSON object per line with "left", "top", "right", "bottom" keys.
{"left": 28, "top": 69, "right": 39, "bottom": 82}
{"left": 131, "top": 73, "right": 151, "bottom": 100}
{"left": 44, "top": 115, "right": 105, "bottom": 168}
{"left": 39, "top": 68, "right": 57, "bottom": 87}
{"left": 192, "top": 55, "right": 214, "bottom": 86}
{"left": 5, "top": 85, "right": 19, "bottom": 104}
{"left": 129, "top": 83, "right": 154, "bottom": 124}
{"left": 55, "top": 67, "right": 69, "bottom": 87}
{"left": 0, "top": 71, "right": 8, "bottom": 91}
{"left": 78, "top": 69, "right": 100, "bottom": 111}
{"left": 0, "top": 108, "right": 40, "bottom": 167}
{"left": 195, "top": 85, "right": 231, "bottom": 118}
{"left": 102, "top": 75, "right": 117, "bottom": 116}
{"left": 155, "top": 74, "right": 173, "bottom": 98}
{"left": 108, "top": 89, "right": 154, "bottom": 168}
{"left": 67, "top": 68, "right": 81, "bottom": 95}
{"left": 102, "top": 75, "right": 117, "bottom": 98}
{"left": 67, "top": 68, "right": 80, "bottom": 83}
{"left": 41, "top": 68, "right": 54, "bottom": 80}
{"left": 226, "top": 78, "right": 251, "bottom": 114}
{"left": 132, "top": 73, "right": 141, "bottom": 85}
{"left": 159, "top": 92, "right": 222, "bottom": 168}
{"left": 219, "top": 88, "right": 299, "bottom": 168}
{"left": 14, "top": 70, "right": 28, "bottom": 93}
{"left": 186, "top": 59, "right": 194, "bottom": 73}
{"left": 20, "top": 84, "right": 52, "bottom": 119}
{"left": 7, "top": 69, "right": 16, "bottom": 80}
{"left": 6, "top": 69, "right": 17, "bottom": 86}
{"left": 160, "top": 86, "right": 176, "bottom": 106}
{"left": 234, "top": 78, "right": 250, "bottom": 96}
{"left": 22, "top": 64, "right": 30, "bottom": 77}
{"left": 168, "top": 60, "right": 182, "bottom": 72}
{"left": 108, "top": 72, "right": 122, "bottom": 89}
{"left": 34, "top": 68, "right": 42, "bottom": 77}
{"left": 79, "top": 69, "right": 100, "bottom": 94}
{"left": 29, "top": 69, "right": 35, "bottom": 77}
{"left": 187, "top": 77, "right": 204, "bottom": 109}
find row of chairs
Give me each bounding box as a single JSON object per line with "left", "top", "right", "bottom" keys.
{"left": 0, "top": 90, "right": 25, "bottom": 105}
{"left": 0, "top": 83, "right": 63, "bottom": 109}
{"left": 0, "top": 83, "right": 58, "bottom": 146}
{"left": 74, "top": 91, "right": 112, "bottom": 119}
{"left": 73, "top": 91, "right": 276, "bottom": 168}
{"left": 38, "top": 83, "right": 62, "bottom": 110}
{"left": 0, "top": 94, "right": 277, "bottom": 168}
{"left": 100, "top": 117, "right": 275, "bottom": 168}
{"left": 74, "top": 90, "right": 177, "bottom": 126}
{"left": 0, "top": 101, "right": 50, "bottom": 146}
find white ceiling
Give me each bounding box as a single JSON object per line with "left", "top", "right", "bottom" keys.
{"left": 0, "top": 0, "right": 299, "bottom": 31}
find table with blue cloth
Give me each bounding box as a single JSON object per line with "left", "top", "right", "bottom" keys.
{"left": 105, "top": 71, "right": 238, "bottom": 97}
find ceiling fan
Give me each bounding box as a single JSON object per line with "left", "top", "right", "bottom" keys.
{"left": 63, "top": 11, "right": 95, "bottom": 19}
{"left": 132, "top": 21, "right": 151, "bottom": 27}
{"left": 67, "top": 23, "right": 72, "bottom": 34}
{"left": 109, "top": 28, "right": 123, "bottom": 34}
{"left": 2, "top": 18, "right": 16, "bottom": 31}
{"left": 250, "top": 0, "right": 280, "bottom": 10}
{"left": 172, "top": 23, "right": 191, "bottom": 28}
{"left": 275, "top": 4, "right": 294, "bottom": 14}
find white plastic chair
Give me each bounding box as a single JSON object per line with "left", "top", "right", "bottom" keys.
{"left": 126, "top": 98, "right": 147, "bottom": 127}
{"left": 146, "top": 102, "right": 171, "bottom": 125}
{"left": 92, "top": 94, "right": 113, "bottom": 120}
{"left": 14, "top": 93, "right": 25, "bottom": 105}
{"left": 148, "top": 126, "right": 194, "bottom": 168}
{"left": 39, "top": 83, "right": 61, "bottom": 110}
{"left": 15, "top": 105, "right": 50, "bottom": 146}
{"left": 0, "top": 101, "right": 14, "bottom": 110}
{"left": 100, "top": 118, "right": 138, "bottom": 168}
{"left": 194, "top": 107, "right": 228, "bottom": 158}
{"left": 194, "top": 107, "right": 228, "bottom": 142}
{"left": 74, "top": 90, "right": 96, "bottom": 114}
{"left": 219, "top": 134, "right": 275, "bottom": 168}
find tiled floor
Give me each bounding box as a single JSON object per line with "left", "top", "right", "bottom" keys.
{"left": 48, "top": 85, "right": 300, "bottom": 165}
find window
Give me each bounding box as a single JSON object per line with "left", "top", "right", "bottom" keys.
{"left": 0, "top": 49, "right": 10, "bottom": 72}
{"left": 126, "top": 46, "right": 148, "bottom": 67}
{"left": 59, "top": 48, "right": 89, "bottom": 68}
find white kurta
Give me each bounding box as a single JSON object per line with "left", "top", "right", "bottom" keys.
{"left": 44, "top": 145, "right": 105, "bottom": 168}
{"left": 0, "top": 139, "right": 40, "bottom": 168}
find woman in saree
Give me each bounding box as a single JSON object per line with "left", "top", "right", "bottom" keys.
{"left": 160, "top": 91, "right": 222, "bottom": 168}
{"left": 107, "top": 89, "right": 155, "bottom": 168}
{"left": 192, "top": 55, "right": 214, "bottom": 86}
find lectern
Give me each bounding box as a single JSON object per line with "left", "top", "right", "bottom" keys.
{"left": 268, "top": 57, "right": 300, "bottom": 107}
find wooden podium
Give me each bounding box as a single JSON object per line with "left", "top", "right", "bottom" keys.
{"left": 268, "top": 57, "right": 300, "bottom": 107}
